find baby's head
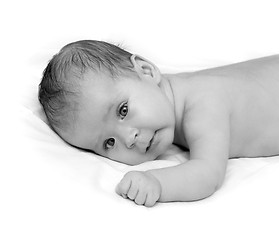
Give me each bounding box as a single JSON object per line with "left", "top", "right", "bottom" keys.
{"left": 39, "top": 40, "right": 175, "bottom": 165}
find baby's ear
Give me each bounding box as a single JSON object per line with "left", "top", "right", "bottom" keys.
{"left": 130, "top": 54, "right": 161, "bottom": 84}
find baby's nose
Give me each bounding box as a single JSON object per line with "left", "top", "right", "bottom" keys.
{"left": 124, "top": 128, "right": 139, "bottom": 149}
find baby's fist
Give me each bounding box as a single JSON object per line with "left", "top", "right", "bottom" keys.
{"left": 116, "top": 171, "right": 161, "bottom": 207}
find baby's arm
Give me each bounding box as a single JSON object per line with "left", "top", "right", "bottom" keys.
{"left": 116, "top": 95, "right": 230, "bottom": 206}
{"left": 148, "top": 98, "right": 230, "bottom": 202}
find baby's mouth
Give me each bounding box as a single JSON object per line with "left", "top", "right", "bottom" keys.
{"left": 146, "top": 131, "right": 156, "bottom": 152}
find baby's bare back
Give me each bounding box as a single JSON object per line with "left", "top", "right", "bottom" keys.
{"left": 227, "top": 55, "right": 279, "bottom": 158}
{"left": 171, "top": 55, "right": 279, "bottom": 159}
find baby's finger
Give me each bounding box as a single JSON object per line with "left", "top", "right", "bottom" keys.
{"left": 135, "top": 191, "right": 147, "bottom": 205}
{"left": 144, "top": 193, "right": 157, "bottom": 207}
{"left": 127, "top": 182, "right": 139, "bottom": 200}
{"left": 121, "top": 193, "right": 128, "bottom": 199}
{"left": 115, "top": 177, "right": 132, "bottom": 196}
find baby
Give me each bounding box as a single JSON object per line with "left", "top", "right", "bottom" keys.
{"left": 39, "top": 40, "right": 279, "bottom": 207}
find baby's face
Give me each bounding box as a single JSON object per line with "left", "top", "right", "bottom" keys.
{"left": 63, "top": 70, "right": 175, "bottom": 165}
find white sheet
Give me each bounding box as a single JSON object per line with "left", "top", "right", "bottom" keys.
{"left": 2, "top": 1, "right": 279, "bottom": 239}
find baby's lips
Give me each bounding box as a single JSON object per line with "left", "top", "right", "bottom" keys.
{"left": 136, "top": 141, "right": 151, "bottom": 153}
{"left": 134, "top": 130, "right": 155, "bottom": 153}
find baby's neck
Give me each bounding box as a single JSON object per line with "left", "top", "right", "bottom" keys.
{"left": 159, "top": 74, "right": 175, "bottom": 109}
{"left": 161, "top": 72, "right": 191, "bottom": 150}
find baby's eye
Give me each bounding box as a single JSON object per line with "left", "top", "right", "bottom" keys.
{"left": 118, "top": 102, "right": 128, "bottom": 119}
{"left": 104, "top": 138, "right": 115, "bottom": 150}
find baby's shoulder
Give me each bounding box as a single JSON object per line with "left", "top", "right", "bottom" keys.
{"left": 172, "top": 72, "right": 231, "bottom": 105}
{"left": 172, "top": 73, "right": 231, "bottom": 121}
{"left": 171, "top": 73, "right": 232, "bottom": 147}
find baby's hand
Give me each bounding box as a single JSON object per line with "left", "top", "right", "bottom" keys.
{"left": 116, "top": 171, "right": 161, "bottom": 207}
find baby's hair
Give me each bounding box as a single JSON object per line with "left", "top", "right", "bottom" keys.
{"left": 38, "top": 40, "right": 134, "bottom": 134}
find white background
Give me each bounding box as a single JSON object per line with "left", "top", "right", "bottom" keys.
{"left": 2, "top": 0, "right": 279, "bottom": 98}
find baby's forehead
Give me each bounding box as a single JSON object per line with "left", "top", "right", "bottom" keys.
{"left": 79, "top": 68, "right": 139, "bottom": 108}
{"left": 79, "top": 73, "right": 119, "bottom": 108}
{"left": 80, "top": 69, "right": 137, "bottom": 100}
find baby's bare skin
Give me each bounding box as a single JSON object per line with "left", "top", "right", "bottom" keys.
{"left": 170, "top": 55, "right": 279, "bottom": 158}
{"left": 117, "top": 55, "right": 279, "bottom": 205}
{"left": 60, "top": 52, "right": 279, "bottom": 206}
